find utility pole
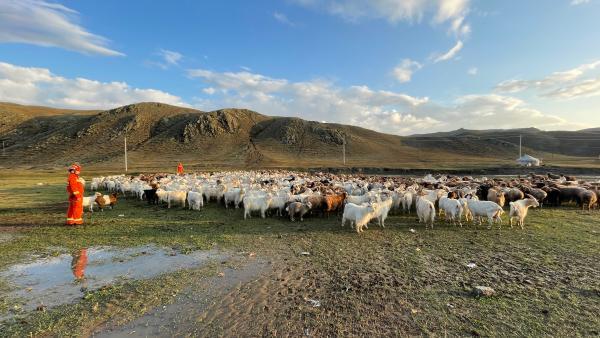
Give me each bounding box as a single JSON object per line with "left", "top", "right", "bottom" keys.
{"left": 342, "top": 136, "right": 346, "bottom": 165}
{"left": 124, "top": 135, "right": 128, "bottom": 172}
{"left": 519, "top": 134, "right": 522, "bottom": 158}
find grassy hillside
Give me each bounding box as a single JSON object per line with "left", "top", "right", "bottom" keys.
{"left": 0, "top": 102, "right": 598, "bottom": 171}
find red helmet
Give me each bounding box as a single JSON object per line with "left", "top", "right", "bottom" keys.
{"left": 69, "top": 163, "right": 81, "bottom": 174}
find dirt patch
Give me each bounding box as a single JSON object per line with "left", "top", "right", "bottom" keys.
{"left": 96, "top": 257, "right": 270, "bottom": 337}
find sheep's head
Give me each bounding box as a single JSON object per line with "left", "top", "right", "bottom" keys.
{"left": 529, "top": 198, "right": 540, "bottom": 208}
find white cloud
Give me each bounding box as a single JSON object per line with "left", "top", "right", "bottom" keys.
{"left": 392, "top": 59, "right": 423, "bottom": 83}
{"left": 356, "top": 110, "right": 443, "bottom": 135}
{"left": 202, "top": 87, "right": 216, "bottom": 95}
{"left": 159, "top": 49, "right": 182, "bottom": 66}
{"left": 0, "top": 61, "right": 187, "bottom": 109}
{"left": 570, "top": 0, "right": 590, "bottom": 5}
{"left": 446, "top": 94, "right": 574, "bottom": 130}
{"left": 273, "top": 12, "right": 296, "bottom": 26}
{"left": 147, "top": 49, "right": 183, "bottom": 70}
{"left": 0, "top": 0, "right": 123, "bottom": 56}
{"left": 496, "top": 60, "right": 600, "bottom": 99}
{"left": 467, "top": 67, "right": 478, "bottom": 75}
{"left": 188, "top": 67, "right": 433, "bottom": 134}
{"left": 541, "top": 77, "right": 600, "bottom": 99}
{"left": 188, "top": 67, "right": 578, "bottom": 134}
{"left": 433, "top": 40, "right": 463, "bottom": 62}
{"left": 293, "top": 0, "right": 471, "bottom": 37}
{"left": 434, "top": 0, "right": 471, "bottom": 36}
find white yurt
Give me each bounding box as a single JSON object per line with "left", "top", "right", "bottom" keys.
{"left": 516, "top": 154, "right": 541, "bottom": 167}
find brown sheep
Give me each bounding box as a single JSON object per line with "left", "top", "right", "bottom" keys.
{"left": 324, "top": 192, "right": 347, "bottom": 215}
{"left": 487, "top": 188, "right": 506, "bottom": 208}
{"left": 579, "top": 190, "right": 597, "bottom": 211}
{"left": 505, "top": 188, "right": 524, "bottom": 203}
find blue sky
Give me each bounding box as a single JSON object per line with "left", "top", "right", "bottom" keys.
{"left": 0, "top": 0, "right": 599, "bottom": 135}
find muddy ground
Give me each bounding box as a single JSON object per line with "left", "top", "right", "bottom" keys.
{"left": 0, "top": 171, "right": 599, "bottom": 337}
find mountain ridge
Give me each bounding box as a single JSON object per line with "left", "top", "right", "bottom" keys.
{"left": 1, "top": 102, "right": 598, "bottom": 170}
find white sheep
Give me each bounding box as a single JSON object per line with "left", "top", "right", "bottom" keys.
{"left": 187, "top": 191, "right": 204, "bottom": 210}
{"left": 341, "top": 203, "right": 376, "bottom": 233}
{"left": 458, "top": 198, "right": 473, "bottom": 223}
{"left": 416, "top": 196, "right": 436, "bottom": 229}
{"left": 439, "top": 197, "right": 463, "bottom": 226}
{"left": 509, "top": 197, "right": 540, "bottom": 229}
{"left": 243, "top": 194, "right": 273, "bottom": 219}
{"left": 156, "top": 189, "right": 169, "bottom": 204}
{"left": 223, "top": 188, "right": 245, "bottom": 208}
{"left": 269, "top": 193, "right": 291, "bottom": 216}
{"left": 466, "top": 199, "right": 504, "bottom": 228}
{"left": 402, "top": 191, "right": 414, "bottom": 213}
{"left": 167, "top": 191, "right": 187, "bottom": 209}
{"left": 345, "top": 194, "right": 371, "bottom": 205}
{"left": 371, "top": 197, "right": 393, "bottom": 228}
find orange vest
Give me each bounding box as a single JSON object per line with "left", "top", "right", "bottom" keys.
{"left": 67, "top": 173, "right": 84, "bottom": 198}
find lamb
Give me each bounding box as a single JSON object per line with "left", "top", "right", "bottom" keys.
{"left": 416, "top": 196, "right": 436, "bottom": 229}
{"left": 187, "top": 191, "right": 204, "bottom": 210}
{"left": 82, "top": 192, "right": 102, "bottom": 212}
{"left": 95, "top": 193, "right": 118, "bottom": 211}
{"left": 167, "top": 191, "right": 187, "bottom": 208}
{"left": 223, "top": 188, "right": 245, "bottom": 208}
{"left": 509, "top": 197, "right": 540, "bottom": 229}
{"left": 243, "top": 194, "right": 273, "bottom": 219}
{"left": 371, "top": 197, "right": 393, "bottom": 228}
{"left": 439, "top": 197, "right": 463, "bottom": 226}
{"left": 466, "top": 199, "right": 504, "bottom": 228}
{"left": 286, "top": 201, "right": 312, "bottom": 221}
{"left": 341, "top": 203, "right": 376, "bottom": 233}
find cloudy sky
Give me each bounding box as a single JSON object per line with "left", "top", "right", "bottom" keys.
{"left": 0, "top": 0, "right": 599, "bottom": 135}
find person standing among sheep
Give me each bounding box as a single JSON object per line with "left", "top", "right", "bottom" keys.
{"left": 66, "top": 163, "right": 85, "bottom": 225}
{"left": 177, "top": 162, "right": 184, "bottom": 175}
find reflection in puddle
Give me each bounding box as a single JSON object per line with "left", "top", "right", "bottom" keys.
{"left": 0, "top": 245, "right": 225, "bottom": 318}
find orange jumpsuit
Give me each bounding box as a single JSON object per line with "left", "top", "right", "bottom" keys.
{"left": 66, "top": 172, "right": 84, "bottom": 225}
{"left": 71, "top": 248, "right": 88, "bottom": 280}
{"left": 177, "top": 163, "right": 184, "bottom": 175}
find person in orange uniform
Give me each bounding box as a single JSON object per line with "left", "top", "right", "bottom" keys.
{"left": 71, "top": 248, "right": 88, "bottom": 280}
{"left": 66, "top": 163, "right": 85, "bottom": 225}
{"left": 177, "top": 162, "right": 184, "bottom": 175}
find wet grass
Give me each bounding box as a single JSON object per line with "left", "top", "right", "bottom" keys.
{"left": 0, "top": 171, "right": 599, "bottom": 336}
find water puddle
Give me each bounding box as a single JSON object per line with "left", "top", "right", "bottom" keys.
{"left": 0, "top": 245, "right": 226, "bottom": 319}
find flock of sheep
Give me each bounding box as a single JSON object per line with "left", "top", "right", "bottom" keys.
{"left": 86, "top": 171, "right": 599, "bottom": 233}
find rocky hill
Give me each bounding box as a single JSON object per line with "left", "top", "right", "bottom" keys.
{"left": 0, "top": 102, "right": 598, "bottom": 171}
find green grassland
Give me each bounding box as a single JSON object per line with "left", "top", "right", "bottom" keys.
{"left": 0, "top": 170, "right": 599, "bottom": 337}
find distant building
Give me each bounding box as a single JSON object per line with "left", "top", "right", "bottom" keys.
{"left": 516, "top": 154, "right": 541, "bottom": 167}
